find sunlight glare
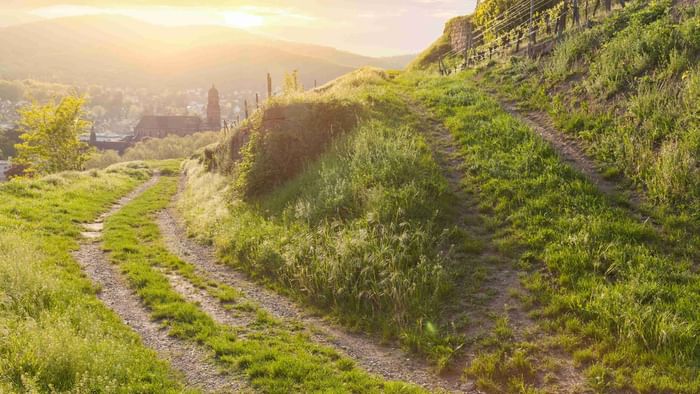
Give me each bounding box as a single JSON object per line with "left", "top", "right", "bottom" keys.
{"left": 224, "top": 11, "right": 263, "bottom": 28}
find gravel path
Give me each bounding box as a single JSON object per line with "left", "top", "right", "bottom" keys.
{"left": 72, "top": 175, "right": 251, "bottom": 393}
{"left": 158, "top": 182, "right": 473, "bottom": 393}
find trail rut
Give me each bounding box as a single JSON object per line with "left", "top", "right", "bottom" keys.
{"left": 492, "top": 97, "right": 659, "bottom": 230}
{"left": 157, "top": 180, "right": 473, "bottom": 393}
{"left": 72, "top": 174, "right": 251, "bottom": 393}
{"left": 405, "top": 96, "right": 587, "bottom": 392}
{"left": 407, "top": 96, "right": 535, "bottom": 343}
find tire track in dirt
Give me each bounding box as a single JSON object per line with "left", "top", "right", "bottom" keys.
{"left": 72, "top": 174, "right": 251, "bottom": 394}
{"left": 158, "top": 182, "right": 473, "bottom": 393}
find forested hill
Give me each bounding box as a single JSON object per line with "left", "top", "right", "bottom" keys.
{"left": 0, "top": 15, "right": 413, "bottom": 90}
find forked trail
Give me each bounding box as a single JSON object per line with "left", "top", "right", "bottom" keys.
{"left": 74, "top": 170, "right": 473, "bottom": 392}
{"left": 405, "top": 95, "right": 587, "bottom": 392}
{"left": 73, "top": 175, "right": 252, "bottom": 393}
{"left": 158, "top": 177, "right": 474, "bottom": 393}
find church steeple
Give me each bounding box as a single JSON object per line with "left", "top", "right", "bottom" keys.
{"left": 207, "top": 84, "right": 221, "bottom": 131}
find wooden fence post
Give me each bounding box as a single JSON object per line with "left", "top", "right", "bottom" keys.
{"left": 528, "top": 0, "right": 534, "bottom": 56}
{"left": 244, "top": 100, "right": 249, "bottom": 119}
{"left": 267, "top": 73, "right": 272, "bottom": 99}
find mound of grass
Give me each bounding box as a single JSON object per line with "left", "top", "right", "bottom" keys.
{"left": 182, "top": 68, "right": 464, "bottom": 364}
{"left": 0, "top": 163, "right": 185, "bottom": 392}
{"left": 403, "top": 71, "right": 699, "bottom": 393}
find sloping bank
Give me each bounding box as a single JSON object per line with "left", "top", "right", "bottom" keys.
{"left": 179, "top": 68, "right": 466, "bottom": 366}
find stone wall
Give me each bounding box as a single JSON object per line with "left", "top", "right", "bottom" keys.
{"left": 445, "top": 16, "right": 474, "bottom": 54}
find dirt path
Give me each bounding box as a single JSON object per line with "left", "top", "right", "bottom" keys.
{"left": 494, "top": 98, "right": 655, "bottom": 219}
{"left": 407, "top": 97, "right": 535, "bottom": 343}
{"left": 73, "top": 175, "right": 251, "bottom": 394}
{"left": 405, "top": 96, "right": 587, "bottom": 392}
{"left": 157, "top": 183, "right": 473, "bottom": 393}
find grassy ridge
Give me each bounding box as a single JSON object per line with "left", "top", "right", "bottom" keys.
{"left": 401, "top": 71, "right": 699, "bottom": 393}
{"left": 103, "top": 168, "right": 422, "bottom": 393}
{"left": 181, "top": 69, "right": 466, "bottom": 366}
{"left": 0, "top": 163, "right": 185, "bottom": 392}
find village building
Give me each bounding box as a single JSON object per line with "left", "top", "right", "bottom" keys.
{"left": 133, "top": 85, "right": 222, "bottom": 140}
{"left": 86, "top": 84, "right": 222, "bottom": 153}
{"left": 88, "top": 130, "right": 133, "bottom": 154}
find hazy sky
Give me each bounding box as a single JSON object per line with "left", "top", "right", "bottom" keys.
{"left": 0, "top": 1, "right": 478, "bottom": 56}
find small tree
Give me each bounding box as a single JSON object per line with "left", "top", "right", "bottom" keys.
{"left": 14, "top": 95, "right": 91, "bottom": 176}
{"left": 283, "top": 70, "right": 304, "bottom": 95}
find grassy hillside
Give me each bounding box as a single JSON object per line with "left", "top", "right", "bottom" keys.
{"left": 397, "top": 0, "right": 699, "bottom": 390}
{"left": 477, "top": 0, "right": 700, "bottom": 218}
{"left": 0, "top": 163, "right": 185, "bottom": 392}
{"left": 402, "top": 70, "right": 699, "bottom": 393}
{"left": 181, "top": 68, "right": 465, "bottom": 365}
{"left": 180, "top": 3, "right": 700, "bottom": 390}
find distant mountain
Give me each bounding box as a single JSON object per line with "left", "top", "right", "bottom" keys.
{"left": 0, "top": 15, "right": 415, "bottom": 91}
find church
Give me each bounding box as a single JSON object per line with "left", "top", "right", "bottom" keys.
{"left": 133, "top": 85, "right": 222, "bottom": 140}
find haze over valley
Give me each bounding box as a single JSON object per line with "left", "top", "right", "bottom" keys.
{"left": 0, "top": 15, "right": 415, "bottom": 91}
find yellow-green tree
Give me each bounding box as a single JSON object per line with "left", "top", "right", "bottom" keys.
{"left": 14, "top": 95, "right": 91, "bottom": 176}
{"left": 283, "top": 70, "right": 304, "bottom": 95}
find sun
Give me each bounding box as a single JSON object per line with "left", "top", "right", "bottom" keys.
{"left": 223, "top": 11, "right": 264, "bottom": 28}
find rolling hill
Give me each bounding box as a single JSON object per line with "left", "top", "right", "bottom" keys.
{"left": 0, "top": 15, "right": 414, "bottom": 90}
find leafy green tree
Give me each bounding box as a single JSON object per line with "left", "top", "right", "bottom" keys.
{"left": 14, "top": 95, "right": 91, "bottom": 176}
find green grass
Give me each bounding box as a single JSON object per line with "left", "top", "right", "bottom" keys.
{"left": 0, "top": 162, "right": 187, "bottom": 393}
{"left": 102, "top": 170, "right": 423, "bottom": 393}
{"left": 401, "top": 71, "right": 699, "bottom": 393}
{"left": 478, "top": 0, "right": 700, "bottom": 219}
{"left": 181, "top": 68, "right": 469, "bottom": 366}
